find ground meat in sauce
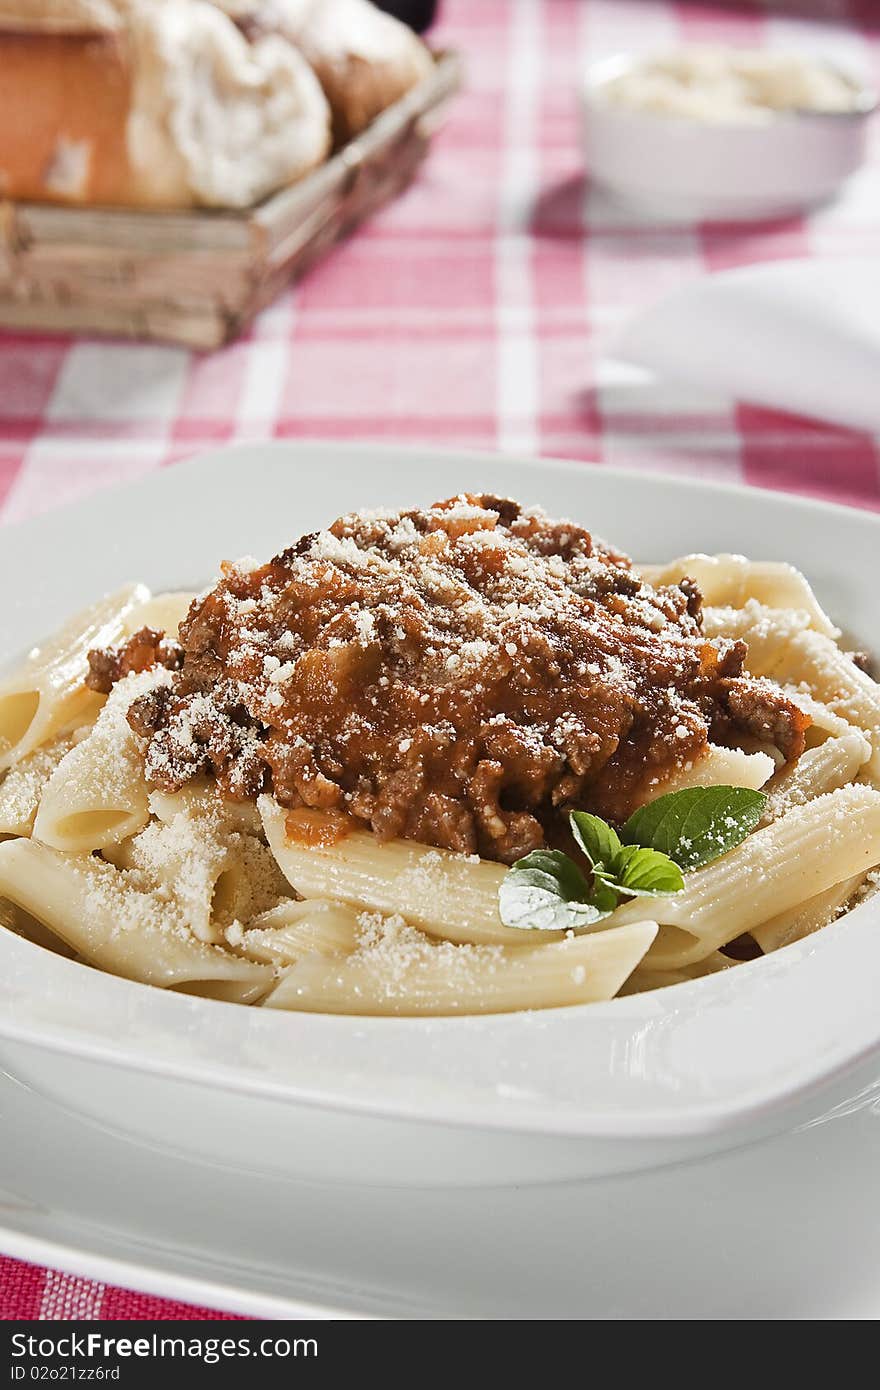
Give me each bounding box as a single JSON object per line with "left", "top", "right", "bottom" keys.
{"left": 86, "top": 627, "right": 183, "bottom": 694}
{"left": 109, "top": 496, "right": 810, "bottom": 864}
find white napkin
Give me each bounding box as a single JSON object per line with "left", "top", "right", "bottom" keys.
{"left": 613, "top": 258, "right": 880, "bottom": 433}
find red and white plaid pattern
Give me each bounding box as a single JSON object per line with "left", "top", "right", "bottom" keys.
{"left": 1, "top": 0, "right": 879, "bottom": 1320}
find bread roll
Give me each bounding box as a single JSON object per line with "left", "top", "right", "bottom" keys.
{"left": 0, "top": 0, "right": 122, "bottom": 32}
{"left": 216, "top": 0, "right": 434, "bottom": 143}
{"left": 0, "top": 0, "right": 332, "bottom": 208}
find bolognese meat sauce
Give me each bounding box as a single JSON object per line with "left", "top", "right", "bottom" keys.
{"left": 86, "top": 626, "right": 183, "bottom": 693}
{"left": 112, "top": 496, "right": 809, "bottom": 863}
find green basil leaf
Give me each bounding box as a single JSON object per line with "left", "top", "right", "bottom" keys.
{"left": 613, "top": 844, "right": 685, "bottom": 897}
{"left": 621, "top": 785, "right": 768, "bottom": 872}
{"left": 570, "top": 811, "right": 622, "bottom": 872}
{"left": 591, "top": 864, "right": 618, "bottom": 885}
{"left": 515, "top": 849, "right": 580, "bottom": 880}
{"left": 498, "top": 849, "right": 615, "bottom": 931}
{"left": 590, "top": 878, "right": 622, "bottom": 915}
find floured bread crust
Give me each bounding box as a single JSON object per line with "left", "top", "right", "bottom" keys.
{"left": 0, "top": 29, "right": 134, "bottom": 203}
{"left": 218, "top": 0, "right": 434, "bottom": 142}
{"left": 126, "top": 1, "right": 331, "bottom": 207}
{"left": 0, "top": 0, "right": 331, "bottom": 207}
{"left": 0, "top": 0, "right": 122, "bottom": 33}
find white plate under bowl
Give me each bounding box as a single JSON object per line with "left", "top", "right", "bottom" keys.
{"left": 5, "top": 1044, "right": 880, "bottom": 1318}
{"left": 1, "top": 443, "right": 880, "bottom": 1189}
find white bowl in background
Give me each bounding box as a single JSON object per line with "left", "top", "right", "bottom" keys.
{"left": 2, "top": 442, "right": 880, "bottom": 1188}
{"left": 580, "top": 52, "right": 877, "bottom": 221}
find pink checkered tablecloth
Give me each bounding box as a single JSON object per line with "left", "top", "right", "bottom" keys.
{"left": 1, "top": 0, "right": 879, "bottom": 1321}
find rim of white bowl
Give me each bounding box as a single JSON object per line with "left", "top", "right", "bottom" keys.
{"left": 581, "top": 50, "right": 879, "bottom": 127}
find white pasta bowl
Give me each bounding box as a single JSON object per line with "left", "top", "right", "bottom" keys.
{"left": 580, "top": 53, "right": 877, "bottom": 221}
{"left": 1, "top": 441, "right": 880, "bottom": 1188}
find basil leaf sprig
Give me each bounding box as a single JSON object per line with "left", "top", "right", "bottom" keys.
{"left": 571, "top": 811, "right": 685, "bottom": 898}
{"left": 497, "top": 848, "right": 618, "bottom": 932}
{"left": 498, "top": 785, "right": 767, "bottom": 932}
{"left": 619, "top": 785, "right": 768, "bottom": 872}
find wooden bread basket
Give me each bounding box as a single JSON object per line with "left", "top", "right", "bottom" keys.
{"left": 0, "top": 50, "right": 460, "bottom": 350}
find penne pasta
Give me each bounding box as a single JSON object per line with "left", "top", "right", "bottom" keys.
{"left": 635, "top": 743, "right": 775, "bottom": 807}
{"left": 610, "top": 784, "right": 880, "bottom": 969}
{"left": 0, "top": 895, "right": 76, "bottom": 959}
{"left": 619, "top": 950, "right": 735, "bottom": 996}
{"left": 0, "top": 584, "right": 149, "bottom": 773}
{"left": 32, "top": 669, "right": 162, "bottom": 853}
{"left": 640, "top": 554, "right": 839, "bottom": 638}
{"left": 263, "top": 919, "right": 659, "bottom": 1016}
{"left": 781, "top": 634, "right": 880, "bottom": 776}
{"left": 857, "top": 766, "right": 880, "bottom": 792}
{"left": 0, "top": 838, "right": 273, "bottom": 1002}
{"left": 702, "top": 600, "right": 812, "bottom": 671}
{"left": 259, "top": 795, "right": 553, "bottom": 947}
{"left": 148, "top": 781, "right": 263, "bottom": 837}
{"left": 115, "top": 795, "right": 290, "bottom": 944}
{"left": 761, "top": 732, "right": 871, "bottom": 824}
{"left": 705, "top": 602, "right": 880, "bottom": 773}
{"left": 122, "top": 590, "right": 196, "bottom": 640}
{"left": 0, "top": 734, "right": 75, "bottom": 837}
{"left": 782, "top": 689, "right": 856, "bottom": 748}
{"left": 235, "top": 899, "right": 362, "bottom": 965}
{"left": 752, "top": 872, "right": 865, "bottom": 954}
